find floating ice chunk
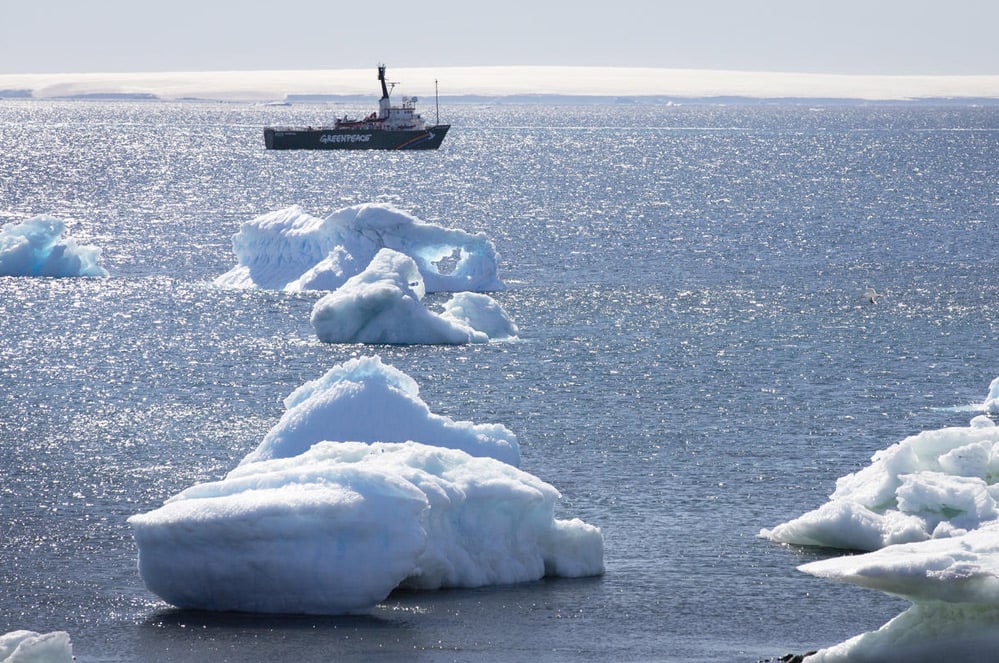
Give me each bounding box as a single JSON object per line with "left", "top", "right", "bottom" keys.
{"left": 440, "top": 292, "right": 519, "bottom": 340}
{"left": 984, "top": 377, "right": 999, "bottom": 414}
{"left": 800, "top": 524, "right": 999, "bottom": 604}
{"left": 212, "top": 205, "right": 331, "bottom": 290}
{"left": 129, "top": 441, "right": 604, "bottom": 615}
{"left": 799, "top": 525, "right": 999, "bottom": 662}
{"left": 239, "top": 355, "right": 520, "bottom": 467}
{"left": 310, "top": 248, "right": 513, "bottom": 345}
{"left": 761, "top": 417, "right": 999, "bottom": 550}
{"left": 0, "top": 216, "right": 108, "bottom": 277}
{"left": 0, "top": 630, "right": 73, "bottom": 662}
{"left": 214, "top": 203, "right": 504, "bottom": 293}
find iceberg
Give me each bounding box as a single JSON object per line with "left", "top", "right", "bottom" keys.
{"left": 214, "top": 203, "right": 504, "bottom": 293}
{"left": 439, "top": 291, "right": 520, "bottom": 340}
{"left": 310, "top": 248, "right": 517, "bottom": 345}
{"left": 0, "top": 630, "right": 73, "bottom": 663}
{"left": 761, "top": 416, "right": 999, "bottom": 550}
{"left": 797, "top": 524, "right": 999, "bottom": 662}
{"left": 766, "top": 412, "right": 999, "bottom": 660}
{"left": 239, "top": 355, "right": 519, "bottom": 467}
{"left": 130, "top": 441, "right": 603, "bottom": 615}
{"left": 984, "top": 376, "right": 999, "bottom": 414}
{"left": 129, "top": 357, "right": 603, "bottom": 615}
{"left": 0, "top": 215, "right": 108, "bottom": 277}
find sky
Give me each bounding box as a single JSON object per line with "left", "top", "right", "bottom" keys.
{"left": 2, "top": 0, "right": 997, "bottom": 76}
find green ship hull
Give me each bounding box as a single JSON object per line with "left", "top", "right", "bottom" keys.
{"left": 264, "top": 125, "right": 449, "bottom": 151}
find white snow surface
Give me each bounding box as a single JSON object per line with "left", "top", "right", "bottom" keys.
{"left": 799, "top": 524, "right": 999, "bottom": 662}
{"left": 0, "top": 630, "right": 73, "bottom": 663}
{"left": 0, "top": 216, "right": 108, "bottom": 277}
{"left": 310, "top": 248, "right": 517, "bottom": 345}
{"left": 240, "top": 355, "right": 520, "bottom": 467}
{"left": 214, "top": 203, "right": 504, "bottom": 293}
{"left": 129, "top": 441, "right": 603, "bottom": 614}
{"left": 761, "top": 416, "right": 999, "bottom": 551}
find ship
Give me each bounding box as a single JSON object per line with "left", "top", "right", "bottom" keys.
{"left": 263, "top": 65, "right": 450, "bottom": 150}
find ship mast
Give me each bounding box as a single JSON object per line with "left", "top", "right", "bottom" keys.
{"left": 377, "top": 65, "right": 391, "bottom": 119}
{"left": 378, "top": 65, "right": 390, "bottom": 100}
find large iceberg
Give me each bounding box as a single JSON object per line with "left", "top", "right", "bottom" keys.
{"left": 129, "top": 441, "right": 603, "bottom": 615}
{"left": 761, "top": 416, "right": 999, "bottom": 551}
{"left": 128, "top": 357, "right": 601, "bottom": 615}
{"left": 0, "top": 215, "right": 108, "bottom": 277}
{"left": 0, "top": 630, "right": 73, "bottom": 663}
{"left": 240, "top": 355, "right": 519, "bottom": 467}
{"left": 214, "top": 203, "right": 504, "bottom": 293}
{"left": 310, "top": 248, "right": 518, "bottom": 345}
{"left": 797, "top": 524, "right": 999, "bottom": 662}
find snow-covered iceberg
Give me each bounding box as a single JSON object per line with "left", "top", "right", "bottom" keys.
{"left": 129, "top": 357, "right": 602, "bottom": 615}
{"left": 310, "top": 248, "right": 517, "bottom": 345}
{"left": 797, "top": 524, "right": 999, "bottom": 662}
{"left": 761, "top": 416, "right": 999, "bottom": 551}
{"left": 0, "top": 630, "right": 73, "bottom": 663}
{"left": 214, "top": 203, "right": 504, "bottom": 293}
{"left": 129, "top": 441, "right": 603, "bottom": 615}
{"left": 0, "top": 215, "right": 108, "bottom": 277}
{"left": 240, "top": 355, "right": 520, "bottom": 467}
{"left": 983, "top": 376, "right": 999, "bottom": 414}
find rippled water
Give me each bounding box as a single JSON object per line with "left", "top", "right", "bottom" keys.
{"left": 1, "top": 100, "right": 997, "bottom": 661}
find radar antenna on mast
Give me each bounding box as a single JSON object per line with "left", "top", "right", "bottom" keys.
{"left": 377, "top": 64, "right": 392, "bottom": 100}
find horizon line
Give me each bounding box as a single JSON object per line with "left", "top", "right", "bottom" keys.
{"left": 2, "top": 65, "right": 998, "bottom": 102}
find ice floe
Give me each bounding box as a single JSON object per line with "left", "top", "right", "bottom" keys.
{"left": 310, "top": 248, "right": 517, "bottom": 345}
{"left": 0, "top": 215, "right": 108, "bottom": 277}
{"left": 761, "top": 416, "right": 999, "bottom": 551}
{"left": 0, "top": 630, "right": 73, "bottom": 663}
{"left": 239, "top": 355, "right": 520, "bottom": 467}
{"left": 983, "top": 376, "right": 999, "bottom": 415}
{"left": 214, "top": 203, "right": 504, "bottom": 293}
{"left": 764, "top": 410, "right": 999, "bottom": 660}
{"left": 798, "top": 524, "right": 999, "bottom": 661}
{"left": 129, "top": 357, "right": 601, "bottom": 615}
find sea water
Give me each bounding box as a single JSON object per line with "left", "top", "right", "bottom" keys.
{"left": 1, "top": 100, "right": 997, "bottom": 661}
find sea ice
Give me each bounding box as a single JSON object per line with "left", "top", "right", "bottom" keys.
{"left": 984, "top": 376, "right": 999, "bottom": 414}
{"left": 239, "top": 355, "right": 520, "bottom": 467}
{"left": 761, "top": 416, "right": 999, "bottom": 550}
{"left": 0, "top": 630, "right": 73, "bottom": 663}
{"left": 214, "top": 203, "right": 504, "bottom": 293}
{"left": 130, "top": 442, "right": 603, "bottom": 614}
{"left": 439, "top": 291, "right": 520, "bottom": 340}
{"left": 129, "top": 360, "right": 604, "bottom": 615}
{"left": 798, "top": 524, "right": 999, "bottom": 662}
{"left": 310, "top": 248, "right": 517, "bottom": 345}
{"left": 0, "top": 216, "right": 108, "bottom": 277}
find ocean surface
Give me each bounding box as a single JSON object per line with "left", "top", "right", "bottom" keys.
{"left": 1, "top": 100, "right": 997, "bottom": 662}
